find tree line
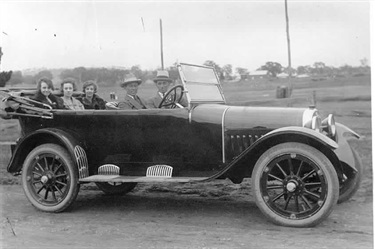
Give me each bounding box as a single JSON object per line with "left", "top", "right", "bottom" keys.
{"left": 1, "top": 58, "right": 371, "bottom": 87}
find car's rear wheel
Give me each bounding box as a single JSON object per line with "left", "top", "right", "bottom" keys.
{"left": 338, "top": 148, "right": 362, "bottom": 203}
{"left": 251, "top": 142, "right": 339, "bottom": 227}
{"left": 22, "top": 144, "right": 80, "bottom": 212}
{"left": 95, "top": 182, "right": 137, "bottom": 195}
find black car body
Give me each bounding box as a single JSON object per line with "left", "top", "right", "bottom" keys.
{"left": 0, "top": 63, "right": 362, "bottom": 227}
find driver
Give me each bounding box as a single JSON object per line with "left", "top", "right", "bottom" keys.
{"left": 147, "top": 70, "right": 187, "bottom": 109}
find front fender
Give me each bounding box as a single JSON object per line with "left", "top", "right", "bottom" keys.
{"left": 212, "top": 126, "right": 339, "bottom": 182}
{"left": 263, "top": 126, "right": 338, "bottom": 149}
{"left": 334, "top": 123, "right": 362, "bottom": 172}
{"left": 7, "top": 128, "right": 89, "bottom": 178}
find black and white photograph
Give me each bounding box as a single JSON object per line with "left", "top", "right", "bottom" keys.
{"left": 0, "top": 0, "right": 372, "bottom": 248}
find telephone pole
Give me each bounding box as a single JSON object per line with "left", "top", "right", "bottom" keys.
{"left": 285, "top": 0, "right": 293, "bottom": 97}
{"left": 160, "top": 19, "right": 164, "bottom": 70}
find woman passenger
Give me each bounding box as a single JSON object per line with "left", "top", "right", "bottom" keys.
{"left": 77, "top": 80, "right": 106, "bottom": 110}
{"left": 32, "top": 77, "right": 64, "bottom": 109}
{"left": 60, "top": 78, "right": 85, "bottom": 110}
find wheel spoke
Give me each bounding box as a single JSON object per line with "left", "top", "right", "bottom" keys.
{"left": 53, "top": 163, "right": 63, "bottom": 174}
{"left": 55, "top": 173, "right": 67, "bottom": 178}
{"left": 294, "top": 195, "right": 300, "bottom": 212}
{"left": 54, "top": 185, "right": 63, "bottom": 195}
{"left": 271, "top": 190, "right": 286, "bottom": 202}
{"left": 51, "top": 187, "right": 57, "bottom": 201}
{"left": 301, "top": 195, "right": 313, "bottom": 209}
{"left": 304, "top": 189, "right": 320, "bottom": 200}
{"left": 283, "top": 194, "right": 292, "bottom": 210}
{"left": 304, "top": 182, "right": 321, "bottom": 188}
{"left": 44, "top": 187, "right": 49, "bottom": 199}
{"left": 276, "top": 163, "right": 287, "bottom": 177}
{"left": 267, "top": 184, "right": 284, "bottom": 190}
{"left": 268, "top": 174, "right": 283, "bottom": 182}
{"left": 32, "top": 171, "right": 43, "bottom": 177}
{"left": 296, "top": 161, "right": 303, "bottom": 177}
{"left": 44, "top": 157, "right": 49, "bottom": 170}
{"left": 301, "top": 169, "right": 316, "bottom": 181}
{"left": 288, "top": 158, "right": 293, "bottom": 176}
{"left": 37, "top": 185, "right": 45, "bottom": 194}
{"left": 51, "top": 156, "right": 56, "bottom": 170}
{"left": 56, "top": 180, "right": 67, "bottom": 186}
{"left": 32, "top": 180, "right": 42, "bottom": 185}
{"left": 36, "top": 163, "right": 45, "bottom": 172}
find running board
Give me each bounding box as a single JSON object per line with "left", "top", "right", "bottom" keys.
{"left": 79, "top": 175, "right": 208, "bottom": 183}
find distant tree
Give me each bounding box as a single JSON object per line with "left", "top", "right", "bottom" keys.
{"left": 297, "top": 66, "right": 308, "bottom": 75}
{"left": 72, "top": 67, "right": 87, "bottom": 83}
{"left": 23, "top": 75, "right": 34, "bottom": 85}
{"left": 33, "top": 70, "right": 53, "bottom": 82}
{"left": 203, "top": 60, "right": 224, "bottom": 80}
{"left": 235, "top": 67, "right": 249, "bottom": 75}
{"left": 0, "top": 71, "right": 12, "bottom": 87}
{"left": 222, "top": 64, "right": 233, "bottom": 79}
{"left": 258, "top": 61, "right": 282, "bottom": 77}
{"left": 339, "top": 64, "right": 354, "bottom": 75}
{"left": 360, "top": 57, "right": 368, "bottom": 67}
{"left": 7, "top": 71, "right": 23, "bottom": 85}
{"left": 312, "top": 62, "right": 326, "bottom": 75}
{"left": 130, "top": 65, "right": 143, "bottom": 80}
{"left": 60, "top": 69, "right": 78, "bottom": 81}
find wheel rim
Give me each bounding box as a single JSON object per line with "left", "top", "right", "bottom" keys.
{"left": 25, "top": 153, "right": 71, "bottom": 206}
{"left": 260, "top": 153, "right": 328, "bottom": 220}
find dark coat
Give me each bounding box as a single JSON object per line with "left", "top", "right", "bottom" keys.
{"left": 31, "top": 92, "right": 65, "bottom": 109}
{"left": 118, "top": 95, "right": 148, "bottom": 110}
{"left": 77, "top": 94, "right": 106, "bottom": 110}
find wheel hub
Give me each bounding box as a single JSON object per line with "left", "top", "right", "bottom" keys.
{"left": 286, "top": 179, "right": 299, "bottom": 193}
{"left": 41, "top": 172, "right": 55, "bottom": 185}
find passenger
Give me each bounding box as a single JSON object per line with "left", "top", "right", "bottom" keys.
{"left": 31, "top": 77, "right": 64, "bottom": 109}
{"left": 77, "top": 80, "right": 106, "bottom": 110}
{"left": 60, "top": 78, "right": 85, "bottom": 110}
{"left": 117, "top": 74, "right": 148, "bottom": 110}
{"left": 148, "top": 70, "right": 187, "bottom": 108}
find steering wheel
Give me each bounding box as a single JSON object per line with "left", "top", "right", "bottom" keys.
{"left": 158, "top": 85, "right": 185, "bottom": 109}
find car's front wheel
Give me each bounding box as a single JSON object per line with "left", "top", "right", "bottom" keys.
{"left": 22, "top": 144, "right": 80, "bottom": 212}
{"left": 251, "top": 142, "right": 339, "bottom": 227}
{"left": 95, "top": 182, "right": 137, "bottom": 195}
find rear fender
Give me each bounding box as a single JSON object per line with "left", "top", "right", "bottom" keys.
{"left": 7, "top": 128, "right": 89, "bottom": 178}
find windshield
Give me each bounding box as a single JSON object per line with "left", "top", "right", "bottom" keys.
{"left": 178, "top": 63, "right": 225, "bottom": 103}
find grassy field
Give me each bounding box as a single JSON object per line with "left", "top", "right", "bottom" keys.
{"left": 0, "top": 75, "right": 372, "bottom": 198}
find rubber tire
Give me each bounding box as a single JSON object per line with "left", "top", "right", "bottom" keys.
{"left": 22, "top": 144, "right": 80, "bottom": 212}
{"left": 337, "top": 148, "right": 362, "bottom": 203}
{"left": 251, "top": 142, "right": 339, "bottom": 227}
{"left": 95, "top": 182, "right": 137, "bottom": 195}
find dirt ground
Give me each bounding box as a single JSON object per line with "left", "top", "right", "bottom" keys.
{"left": 0, "top": 178, "right": 373, "bottom": 249}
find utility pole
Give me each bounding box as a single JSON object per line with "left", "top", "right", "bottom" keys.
{"left": 285, "top": 0, "right": 292, "bottom": 97}
{"left": 160, "top": 19, "right": 164, "bottom": 70}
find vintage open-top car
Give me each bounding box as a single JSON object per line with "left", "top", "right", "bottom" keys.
{"left": 0, "top": 63, "right": 362, "bottom": 227}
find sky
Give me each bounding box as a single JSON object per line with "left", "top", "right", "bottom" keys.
{"left": 0, "top": 0, "right": 372, "bottom": 72}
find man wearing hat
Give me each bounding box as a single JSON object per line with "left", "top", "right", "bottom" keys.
{"left": 118, "top": 73, "right": 148, "bottom": 110}
{"left": 147, "top": 70, "right": 187, "bottom": 109}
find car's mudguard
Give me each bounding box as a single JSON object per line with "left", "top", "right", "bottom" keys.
{"left": 206, "top": 126, "right": 340, "bottom": 182}
{"left": 7, "top": 128, "right": 89, "bottom": 178}
{"left": 334, "top": 123, "right": 362, "bottom": 172}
